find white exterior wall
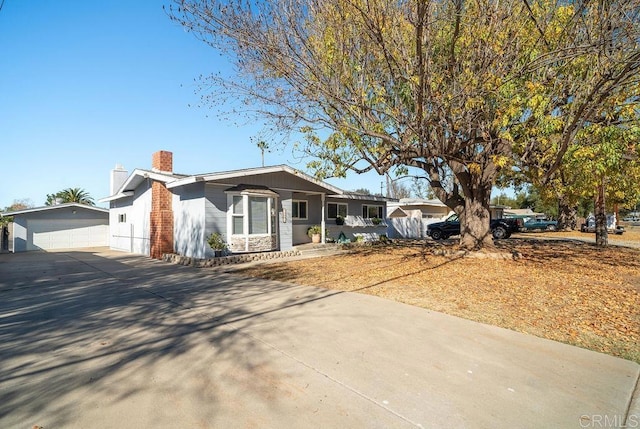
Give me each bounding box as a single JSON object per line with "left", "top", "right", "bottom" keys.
{"left": 386, "top": 203, "right": 451, "bottom": 239}
{"left": 109, "top": 186, "right": 152, "bottom": 255}
{"left": 173, "top": 186, "right": 207, "bottom": 259}
{"left": 11, "top": 219, "right": 27, "bottom": 252}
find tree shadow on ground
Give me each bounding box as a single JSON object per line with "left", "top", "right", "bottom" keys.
{"left": 0, "top": 250, "right": 338, "bottom": 427}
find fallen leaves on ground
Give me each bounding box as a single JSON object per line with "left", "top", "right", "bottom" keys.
{"left": 237, "top": 237, "right": 640, "bottom": 362}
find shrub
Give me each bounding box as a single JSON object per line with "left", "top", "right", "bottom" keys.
{"left": 207, "top": 232, "right": 228, "bottom": 251}
{"left": 307, "top": 225, "right": 322, "bottom": 238}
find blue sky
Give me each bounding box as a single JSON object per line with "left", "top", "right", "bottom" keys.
{"left": 0, "top": 0, "right": 391, "bottom": 209}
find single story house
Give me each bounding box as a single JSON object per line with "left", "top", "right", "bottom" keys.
{"left": 1, "top": 203, "right": 109, "bottom": 252}
{"left": 100, "top": 151, "right": 392, "bottom": 259}
{"left": 386, "top": 198, "right": 451, "bottom": 239}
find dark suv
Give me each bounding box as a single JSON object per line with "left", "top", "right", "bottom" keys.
{"left": 426, "top": 214, "right": 522, "bottom": 240}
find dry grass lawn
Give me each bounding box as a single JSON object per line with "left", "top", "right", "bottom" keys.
{"left": 237, "top": 226, "right": 640, "bottom": 363}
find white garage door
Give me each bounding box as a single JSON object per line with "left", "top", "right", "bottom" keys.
{"left": 27, "top": 219, "right": 109, "bottom": 251}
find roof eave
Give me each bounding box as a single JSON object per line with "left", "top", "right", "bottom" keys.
{"left": 98, "top": 191, "right": 135, "bottom": 203}
{"left": 1, "top": 203, "right": 108, "bottom": 216}
{"left": 167, "top": 165, "right": 343, "bottom": 195}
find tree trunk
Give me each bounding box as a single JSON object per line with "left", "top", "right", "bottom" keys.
{"left": 459, "top": 196, "right": 493, "bottom": 249}
{"left": 595, "top": 178, "right": 608, "bottom": 247}
{"left": 557, "top": 198, "right": 577, "bottom": 230}
{"left": 426, "top": 158, "right": 495, "bottom": 250}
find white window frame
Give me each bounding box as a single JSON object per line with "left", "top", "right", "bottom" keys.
{"left": 118, "top": 213, "right": 127, "bottom": 223}
{"left": 228, "top": 193, "right": 276, "bottom": 237}
{"left": 327, "top": 202, "right": 348, "bottom": 219}
{"left": 231, "top": 195, "right": 244, "bottom": 235}
{"left": 292, "top": 199, "right": 308, "bottom": 220}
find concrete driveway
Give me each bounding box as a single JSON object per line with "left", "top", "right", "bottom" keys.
{"left": 0, "top": 249, "right": 638, "bottom": 429}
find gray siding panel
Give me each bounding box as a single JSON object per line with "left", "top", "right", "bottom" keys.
{"left": 204, "top": 184, "right": 229, "bottom": 258}
{"left": 215, "top": 171, "right": 335, "bottom": 194}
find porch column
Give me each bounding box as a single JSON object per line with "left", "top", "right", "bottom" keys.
{"left": 321, "top": 193, "right": 326, "bottom": 243}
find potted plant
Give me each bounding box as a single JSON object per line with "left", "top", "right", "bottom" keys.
{"left": 335, "top": 215, "right": 345, "bottom": 225}
{"left": 371, "top": 217, "right": 382, "bottom": 225}
{"left": 207, "top": 232, "right": 228, "bottom": 257}
{"left": 307, "top": 225, "right": 322, "bottom": 243}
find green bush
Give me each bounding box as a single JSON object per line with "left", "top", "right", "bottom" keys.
{"left": 207, "top": 232, "right": 228, "bottom": 251}
{"left": 307, "top": 225, "right": 322, "bottom": 237}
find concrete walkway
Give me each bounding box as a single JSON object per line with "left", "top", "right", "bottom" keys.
{"left": 0, "top": 249, "right": 638, "bottom": 428}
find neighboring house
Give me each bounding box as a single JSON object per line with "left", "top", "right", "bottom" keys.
{"left": 0, "top": 203, "right": 109, "bottom": 252}
{"left": 100, "top": 151, "right": 392, "bottom": 259}
{"left": 386, "top": 199, "right": 509, "bottom": 239}
{"left": 386, "top": 198, "right": 451, "bottom": 239}
{"left": 503, "top": 208, "right": 546, "bottom": 219}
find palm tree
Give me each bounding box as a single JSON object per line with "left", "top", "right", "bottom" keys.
{"left": 56, "top": 188, "right": 95, "bottom": 206}
{"left": 256, "top": 140, "right": 269, "bottom": 167}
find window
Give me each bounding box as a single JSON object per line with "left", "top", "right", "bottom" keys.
{"left": 232, "top": 195, "right": 244, "bottom": 234}
{"left": 362, "top": 205, "right": 383, "bottom": 219}
{"left": 249, "top": 196, "right": 268, "bottom": 234}
{"left": 118, "top": 213, "right": 126, "bottom": 223}
{"left": 328, "top": 202, "right": 348, "bottom": 219}
{"left": 229, "top": 193, "right": 276, "bottom": 236}
{"left": 292, "top": 200, "right": 308, "bottom": 219}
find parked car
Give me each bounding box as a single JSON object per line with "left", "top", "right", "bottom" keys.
{"left": 426, "top": 214, "right": 523, "bottom": 240}
{"left": 522, "top": 217, "right": 558, "bottom": 231}
{"left": 580, "top": 215, "right": 625, "bottom": 235}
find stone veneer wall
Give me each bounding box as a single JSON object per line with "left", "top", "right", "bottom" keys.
{"left": 229, "top": 234, "right": 278, "bottom": 253}
{"left": 163, "top": 249, "right": 302, "bottom": 268}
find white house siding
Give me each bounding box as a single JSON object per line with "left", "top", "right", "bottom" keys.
{"left": 278, "top": 191, "right": 293, "bottom": 250}
{"left": 386, "top": 203, "right": 450, "bottom": 239}
{"left": 11, "top": 218, "right": 28, "bottom": 252}
{"left": 388, "top": 211, "right": 425, "bottom": 239}
{"left": 173, "top": 182, "right": 206, "bottom": 259}
{"left": 7, "top": 222, "right": 14, "bottom": 253}
{"left": 109, "top": 183, "right": 152, "bottom": 255}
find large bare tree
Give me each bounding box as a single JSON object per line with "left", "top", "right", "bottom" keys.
{"left": 168, "top": 0, "right": 640, "bottom": 249}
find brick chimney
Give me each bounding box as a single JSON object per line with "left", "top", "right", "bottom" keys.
{"left": 150, "top": 150, "right": 174, "bottom": 259}
{"left": 152, "top": 150, "right": 173, "bottom": 173}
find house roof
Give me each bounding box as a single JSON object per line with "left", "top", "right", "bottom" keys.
{"left": 388, "top": 198, "right": 448, "bottom": 208}
{"left": 503, "top": 208, "right": 542, "bottom": 215}
{"left": 99, "top": 168, "right": 187, "bottom": 203}
{"left": 166, "top": 165, "right": 343, "bottom": 195}
{"left": 1, "top": 203, "right": 108, "bottom": 217}
{"left": 332, "top": 192, "right": 397, "bottom": 202}
{"left": 224, "top": 184, "right": 280, "bottom": 197}
{"left": 100, "top": 163, "right": 391, "bottom": 203}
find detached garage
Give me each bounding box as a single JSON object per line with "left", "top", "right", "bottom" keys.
{"left": 1, "top": 203, "right": 109, "bottom": 252}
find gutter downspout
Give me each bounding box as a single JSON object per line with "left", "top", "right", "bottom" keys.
{"left": 321, "top": 193, "right": 326, "bottom": 243}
